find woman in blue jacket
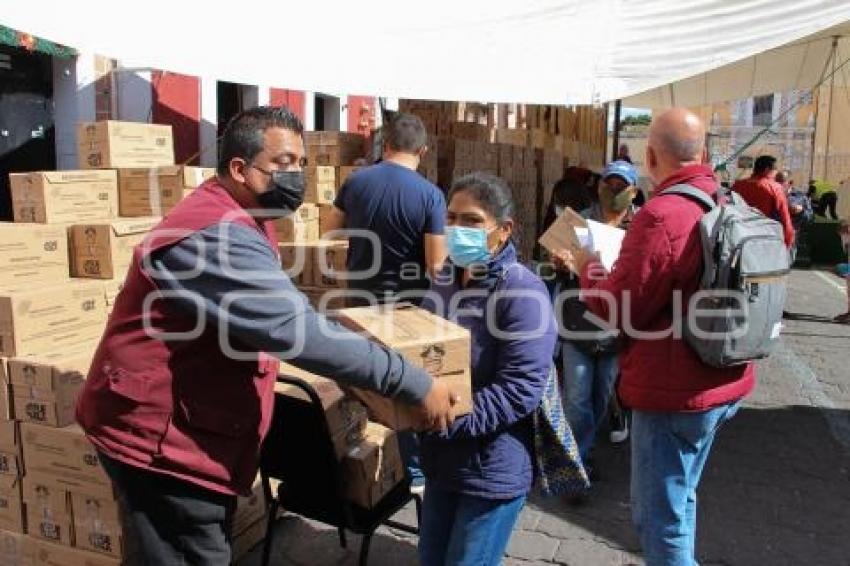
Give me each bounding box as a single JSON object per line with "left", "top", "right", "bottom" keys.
{"left": 419, "top": 172, "right": 558, "bottom": 566}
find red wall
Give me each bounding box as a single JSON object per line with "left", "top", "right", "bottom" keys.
{"left": 270, "top": 88, "right": 306, "bottom": 122}
{"left": 347, "top": 95, "right": 376, "bottom": 135}
{"left": 152, "top": 71, "right": 201, "bottom": 165}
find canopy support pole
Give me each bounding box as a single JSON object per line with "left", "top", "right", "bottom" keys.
{"left": 824, "top": 36, "right": 839, "bottom": 182}
{"left": 611, "top": 99, "right": 622, "bottom": 164}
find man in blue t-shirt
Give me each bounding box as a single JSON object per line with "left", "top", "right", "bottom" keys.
{"left": 324, "top": 113, "right": 447, "bottom": 303}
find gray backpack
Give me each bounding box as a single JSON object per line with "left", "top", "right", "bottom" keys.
{"left": 661, "top": 184, "right": 790, "bottom": 368}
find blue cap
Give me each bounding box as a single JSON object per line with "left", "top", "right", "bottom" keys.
{"left": 602, "top": 160, "right": 638, "bottom": 186}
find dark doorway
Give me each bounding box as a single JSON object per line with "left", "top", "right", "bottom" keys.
{"left": 0, "top": 45, "right": 56, "bottom": 220}
{"left": 217, "top": 81, "right": 241, "bottom": 137}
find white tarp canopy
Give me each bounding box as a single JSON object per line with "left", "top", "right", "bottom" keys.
{"left": 625, "top": 20, "right": 850, "bottom": 108}
{"left": 2, "top": 1, "right": 850, "bottom": 106}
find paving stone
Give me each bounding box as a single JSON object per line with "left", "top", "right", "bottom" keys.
{"left": 505, "top": 530, "right": 560, "bottom": 562}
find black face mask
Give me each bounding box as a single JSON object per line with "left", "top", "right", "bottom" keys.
{"left": 254, "top": 169, "right": 305, "bottom": 217}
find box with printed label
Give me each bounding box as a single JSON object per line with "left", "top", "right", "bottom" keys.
{"left": 20, "top": 424, "right": 111, "bottom": 492}
{"left": 304, "top": 166, "right": 337, "bottom": 204}
{"left": 276, "top": 363, "right": 368, "bottom": 460}
{"left": 273, "top": 204, "right": 319, "bottom": 243}
{"left": 9, "top": 171, "right": 118, "bottom": 224}
{"left": 317, "top": 205, "right": 338, "bottom": 238}
{"left": 22, "top": 473, "right": 73, "bottom": 546}
{"left": 0, "top": 473, "right": 24, "bottom": 533}
{"left": 0, "top": 281, "right": 106, "bottom": 358}
{"left": 336, "top": 166, "right": 362, "bottom": 189}
{"left": 29, "top": 537, "right": 120, "bottom": 566}
{"left": 117, "top": 166, "right": 214, "bottom": 216}
{"left": 69, "top": 488, "right": 122, "bottom": 558}
{"left": 0, "top": 224, "right": 69, "bottom": 288}
{"left": 335, "top": 303, "right": 472, "bottom": 430}
{"left": 279, "top": 243, "right": 312, "bottom": 288}
{"left": 9, "top": 347, "right": 94, "bottom": 427}
{"left": 310, "top": 240, "right": 348, "bottom": 289}
{"left": 68, "top": 217, "right": 159, "bottom": 280}
{"left": 0, "top": 529, "right": 33, "bottom": 565}
{"left": 342, "top": 422, "right": 404, "bottom": 508}
{"left": 77, "top": 121, "right": 174, "bottom": 169}
{"left": 0, "top": 419, "right": 21, "bottom": 477}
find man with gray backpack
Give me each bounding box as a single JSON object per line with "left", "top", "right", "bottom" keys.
{"left": 556, "top": 108, "right": 786, "bottom": 566}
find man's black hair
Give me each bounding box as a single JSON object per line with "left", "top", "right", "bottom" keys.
{"left": 753, "top": 155, "right": 777, "bottom": 176}
{"left": 217, "top": 106, "right": 304, "bottom": 176}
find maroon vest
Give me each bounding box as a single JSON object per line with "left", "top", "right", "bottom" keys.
{"left": 76, "top": 180, "right": 280, "bottom": 496}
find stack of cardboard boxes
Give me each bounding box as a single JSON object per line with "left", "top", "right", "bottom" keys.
{"left": 0, "top": 119, "right": 244, "bottom": 564}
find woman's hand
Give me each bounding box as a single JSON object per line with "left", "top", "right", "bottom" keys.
{"left": 551, "top": 247, "right": 598, "bottom": 275}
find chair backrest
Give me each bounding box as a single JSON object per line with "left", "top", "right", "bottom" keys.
{"left": 260, "top": 375, "right": 351, "bottom": 528}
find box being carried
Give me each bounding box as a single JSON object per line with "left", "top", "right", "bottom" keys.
{"left": 69, "top": 217, "right": 160, "bottom": 280}
{"left": 0, "top": 281, "right": 106, "bottom": 358}
{"left": 276, "top": 363, "right": 368, "bottom": 460}
{"left": 335, "top": 303, "right": 472, "bottom": 430}
{"left": 0, "top": 224, "right": 69, "bottom": 288}
{"left": 9, "top": 171, "right": 118, "bottom": 224}
{"left": 78, "top": 121, "right": 174, "bottom": 169}
{"left": 117, "top": 166, "right": 214, "bottom": 216}
{"left": 342, "top": 422, "right": 404, "bottom": 508}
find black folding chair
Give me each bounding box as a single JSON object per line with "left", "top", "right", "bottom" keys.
{"left": 259, "top": 375, "right": 421, "bottom": 566}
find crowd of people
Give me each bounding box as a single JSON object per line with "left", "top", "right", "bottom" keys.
{"left": 73, "top": 105, "right": 847, "bottom": 566}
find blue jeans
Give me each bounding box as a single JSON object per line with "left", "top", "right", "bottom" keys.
{"left": 419, "top": 486, "right": 526, "bottom": 566}
{"left": 630, "top": 400, "right": 742, "bottom": 566}
{"left": 561, "top": 341, "right": 619, "bottom": 461}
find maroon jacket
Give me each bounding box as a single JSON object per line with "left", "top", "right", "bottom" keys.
{"left": 580, "top": 165, "right": 755, "bottom": 412}
{"left": 76, "top": 181, "right": 280, "bottom": 496}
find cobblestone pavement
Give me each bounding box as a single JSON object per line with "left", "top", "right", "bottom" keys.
{"left": 239, "top": 269, "right": 850, "bottom": 566}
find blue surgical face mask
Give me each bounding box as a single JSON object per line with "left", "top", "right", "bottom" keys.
{"left": 446, "top": 226, "right": 493, "bottom": 267}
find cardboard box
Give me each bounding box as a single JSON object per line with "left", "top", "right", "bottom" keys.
{"left": 69, "top": 490, "right": 122, "bottom": 558}
{"left": 304, "top": 167, "right": 337, "bottom": 204}
{"left": 279, "top": 243, "right": 312, "bottom": 288}
{"left": 77, "top": 121, "right": 174, "bottom": 169}
{"left": 537, "top": 206, "right": 587, "bottom": 264}
{"left": 0, "top": 474, "right": 24, "bottom": 533}
{"left": 273, "top": 204, "right": 320, "bottom": 243}
{"left": 19, "top": 424, "right": 111, "bottom": 492}
{"left": 276, "top": 363, "right": 368, "bottom": 460}
{"left": 336, "top": 166, "right": 362, "bottom": 189}
{"left": 117, "top": 166, "right": 214, "bottom": 216}
{"left": 317, "top": 205, "right": 340, "bottom": 238}
{"left": 0, "top": 224, "right": 69, "bottom": 288}
{"left": 335, "top": 303, "right": 472, "bottom": 430}
{"left": 29, "top": 538, "right": 120, "bottom": 566}
{"left": 22, "top": 473, "right": 73, "bottom": 546}
{"left": 232, "top": 475, "right": 266, "bottom": 538}
{"left": 0, "top": 420, "right": 21, "bottom": 477}
{"left": 311, "top": 240, "right": 348, "bottom": 289}
{"left": 342, "top": 422, "right": 404, "bottom": 508}
{"left": 9, "top": 171, "right": 118, "bottom": 224}
{"left": 0, "top": 530, "right": 34, "bottom": 565}
{"left": 0, "top": 281, "right": 106, "bottom": 358}
{"left": 231, "top": 517, "right": 267, "bottom": 563}
{"left": 304, "top": 132, "right": 365, "bottom": 147}
{"left": 9, "top": 348, "right": 93, "bottom": 427}
{"left": 68, "top": 217, "right": 159, "bottom": 280}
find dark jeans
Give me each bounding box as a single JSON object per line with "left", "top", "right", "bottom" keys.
{"left": 98, "top": 452, "right": 237, "bottom": 566}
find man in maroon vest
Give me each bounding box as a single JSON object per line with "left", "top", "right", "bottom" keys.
{"left": 76, "top": 106, "right": 456, "bottom": 564}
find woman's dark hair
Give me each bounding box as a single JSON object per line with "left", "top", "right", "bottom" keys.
{"left": 217, "top": 106, "right": 304, "bottom": 176}
{"left": 448, "top": 172, "right": 515, "bottom": 225}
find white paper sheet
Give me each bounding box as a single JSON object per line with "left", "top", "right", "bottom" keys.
{"left": 586, "top": 220, "right": 626, "bottom": 272}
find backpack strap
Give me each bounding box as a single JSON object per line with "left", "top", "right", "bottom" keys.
{"left": 659, "top": 184, "right": 717, "bottom": 211}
